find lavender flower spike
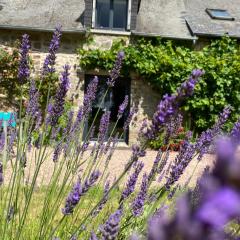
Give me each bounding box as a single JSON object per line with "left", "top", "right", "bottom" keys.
{"left": 89, "top": 231, "right": 98, "bottom": 240}
{"left": 117, "top": 95, "right": 129, "bottom": 119}
{"left": 107, "top": 51, "right": 125, "bottom": 87}
{"left": 231, "top": 118, "right": 240, "bottom": 144}
{"left": 47, "top": 65, "right": 70, "bottom": 127}
{"left": 0, "top": 162, "right": 3, "bottom": 185}
{"left": 100, "top": 210, "right": 122, "bottom": 240}
{"left": 27, "top": 79, "right": 40, "bottom": 119}
{"left": 62, "top": 180, "right": 82, "bottom": 215}
{"left": 147, "top": 69, "right": 204, "bottom": 139}
{"left": 62, "top": 171, "right": 100, "bottom": 215}
{"left": 98, "top": 111, "right": 111, "bottom": 144}
{"left": 83, "top": 76, "right": 99, "bottom": 116}
{"left": 121, "top": 161, "right": 144, "bottom": 201}
{"left": 18, "top": 34, "right": 31, "bottom": 83}
{"left": 132, "top": 173, "right": 148, "bottom": 217}
{"left": 42, "top": 25, "right": 62, "bottom": 75}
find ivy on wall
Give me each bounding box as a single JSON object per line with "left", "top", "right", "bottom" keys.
{"left": 78, "top": 36, "right": 240, "bottom": 132}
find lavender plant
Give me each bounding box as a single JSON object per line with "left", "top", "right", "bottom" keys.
{"left": 0, "top": 27, "right": 239, "bottom": 240}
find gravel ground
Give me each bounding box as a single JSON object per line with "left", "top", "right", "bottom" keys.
{"left": 3, "top": 148, "right": 215, "bottom": 189}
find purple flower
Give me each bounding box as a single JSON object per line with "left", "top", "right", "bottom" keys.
{"left": 147, "top": 69, "right": 204, "bottom": 139}
{"left": 62, "top": 180, "right": 82, "bottom": 215}
{"left": 47, "top": 65, "right": 70, "bottom": 127}
{"left": 62, "top": 171, "right": 100, "bottom": 215}
{"left": 132, "top": 173, "right": 148, "bottom": 216}
{"left": 18, "top": 34, "right": 31, "bottom": 83}
{"left": 98, "top": 111, "right": 111, "bottom": 144}
{"left": 196, "top": 187, "right": 240, "bottom": 228}
{"left": 100, "top": 210, "right": 122, "bottom": 240}
{"left": 53, "top": 142, "right": 62, "bottom": 162}
{"left": 27, "top": 79, "right": 40, "bottom": 119}
{"left": 164, "top": 114, "right": 183, "bottom": 144}
{"left": 148, "top": 151, "right": 162, "bottom": 183}
{"left": 117, "top": 95, "right": 129, "bottom": 119}
{"left": 82, "top": 170, "right": 101, "bottom": 193}
{"left": 0, "top": 132, "right": 5, "bottom": 152}
{"left": 121, "top": 161, "right": 144, "bottom": 201}
{"left": 195, "top": 106, "right": 231, "bottom": 160}
{"left": 83, "top": 76, "right": 99, "bottom": 116}
{"left": 42, "top": 26, "right": 62, "bottom": 75}
{"left": 89, "top": 232, "right": 98, "bottom": 240}
{"left": 123, "top": 106, "right": 137, "bottom": 131}
{"left": 212, "top": 138, "right": 240, "bottom": 187}
{"left": 231, "top": 118, "right": 240, "bottom": 144}
{"left": 165, "top": 140, "right": 195, "bottom": 190}
{"left": 0, "top": 162, "right": 3, "bottom": 185}
{"left": 131, "top": 144, "right": 146, "bottom": 158}
{"left": 107, "top": 51, "right": 125, "bottom": 87}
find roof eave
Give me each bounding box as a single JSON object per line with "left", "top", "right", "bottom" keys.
{"left": 193, "top": 32, "right": 240, "bottom": 39}
{"left": 0, "top": 24, "right": 86, "bottom": 34}
{"left": 131, "top": 30, "right": 198, "bottom": 41}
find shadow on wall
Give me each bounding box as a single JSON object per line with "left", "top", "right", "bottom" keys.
{"left": 131, "top": 74, "right": 160, "bottom": 123}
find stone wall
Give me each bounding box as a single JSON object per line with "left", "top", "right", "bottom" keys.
{"left": 129, "top": 73, "right": 160, "bottom": 144}
{"left": 0, "top": 29, "right": 161, "bottom": 145}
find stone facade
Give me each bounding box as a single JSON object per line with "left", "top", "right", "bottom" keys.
{"left": 0, "top": 29, "right": 161, "bottom": 145}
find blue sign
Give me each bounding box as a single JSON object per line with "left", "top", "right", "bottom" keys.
{"left": 0, "top": 112, "right": 16, "bottom": 127}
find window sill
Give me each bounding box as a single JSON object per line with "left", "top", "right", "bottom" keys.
{"left": 90, "top": 29, "right": 131, "bottom": 36}
{"left": 89, "top": 141, "right": 129, "bottom": 149}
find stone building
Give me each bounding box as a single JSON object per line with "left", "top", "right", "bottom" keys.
{"left": 0, "top": 0, "right": 239, "bottom": 144}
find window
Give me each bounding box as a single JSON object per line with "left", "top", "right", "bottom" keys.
{"left": 84, "top": 75, "right": 131, "bottom": 143}
{"left": 95, "top": 0, "right": 129, "bottom": 30}
{"left": 206, "top": 9, "right": 234, "bottom": 21}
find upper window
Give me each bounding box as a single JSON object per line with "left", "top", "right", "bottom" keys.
{"left": 95, "top": 0, "right": 128, "bottom": 30}
{"left": 206, "top": 9, "right": 234, "bottom": 21}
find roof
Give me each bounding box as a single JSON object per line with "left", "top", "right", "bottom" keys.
{"left": 134, "top": 0, "right": 194, "bottom": 40}
{"left": 135, "top": 0, "right": 240, "bottom": 39}
{"left": 185, "top": 0, "right": 240, "bottom": 38}
{"left": 0, "top": 0, "right": 85, "bottom": 32}
{"left": 0, "top": 0, "right": 240, "bottom": 39}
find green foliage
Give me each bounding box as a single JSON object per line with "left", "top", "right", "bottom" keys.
{"left": 0, "top": 45, "right": 60, "bottom": 111}
{"left": 79, "top": 36, "right": 240, "bottom": 132}
{"left": 36, "top": 73, "right": 59, "bottom": 111}
{"left": 0, "top": 44, "right": 20, "bottom": 100}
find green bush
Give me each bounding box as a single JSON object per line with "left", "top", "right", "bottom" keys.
{"left": 0, "top": 44, "right": 20, "bottom": 100}
{"left": 0, "top": 45, "right": 59, "bottom": 111}
{"left": 79, "top": 36, "right": 240, "bottom": 132}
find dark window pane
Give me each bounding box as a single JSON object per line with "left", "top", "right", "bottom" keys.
{"left": 113, "top": 0, "right": 127, "bottom": 29}
{"left": 96, "top": 0, "right": 110, "bottom": 28}
{"left": 84, "top": 75, "right": 130, "bottom": 143}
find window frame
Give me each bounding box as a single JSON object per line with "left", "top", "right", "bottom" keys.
{"left": 206, "top": 8, "right": 235, "bottom": 21}
{"left": 92, "top": 0, "right": 131, "bottom": 31}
